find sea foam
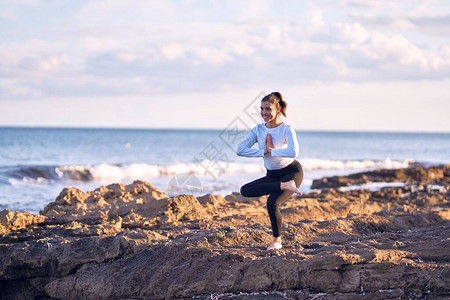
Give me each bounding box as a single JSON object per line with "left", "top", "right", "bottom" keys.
{"left": 2, "top": 158, "right": 414, "bottom": 184}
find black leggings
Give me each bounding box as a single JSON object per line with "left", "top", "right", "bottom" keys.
{"left": 240, "top": 160, "right": 304, "bottom": 238}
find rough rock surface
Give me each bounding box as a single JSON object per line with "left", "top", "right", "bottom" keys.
{"left": 0, "top": 209, "right": 46, "bottom": 234}
{"left": 0, "top": 167, "right": 449, "bottom": 299}
{"left": 311, "top": 165, "right": 449, "bottom": 189}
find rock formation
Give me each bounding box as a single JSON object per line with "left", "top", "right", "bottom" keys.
{"left": 0, "top": 166, "right": 449, "bottom": 299}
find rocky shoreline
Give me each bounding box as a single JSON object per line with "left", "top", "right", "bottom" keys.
{"left": 1, "top": 165, "right": 449, "bottom": 299}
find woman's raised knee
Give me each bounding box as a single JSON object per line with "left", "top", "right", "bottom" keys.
{"left": 240, "top": 184, "right": 250, "bottom": 197}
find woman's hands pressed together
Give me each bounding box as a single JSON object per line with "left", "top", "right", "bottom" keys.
{"left": 264, "top": 133, "right": 274, "bottom": 155}
{"left": 264, "top": 134, "right": 288, "bottom": 155}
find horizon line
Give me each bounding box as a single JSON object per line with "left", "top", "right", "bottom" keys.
{"left": 0, "top": 125, "right": 449, "bottom": 134}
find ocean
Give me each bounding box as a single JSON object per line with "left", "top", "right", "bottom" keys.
{"left": 0, "top": 127, "right": 449, "bottom": 213}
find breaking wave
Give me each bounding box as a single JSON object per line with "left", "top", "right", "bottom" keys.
{"left": 1, "top": 158, "right": 416, "bottom": 185}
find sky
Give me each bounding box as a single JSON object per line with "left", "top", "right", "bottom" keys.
{"left": 0, "top": 0, "right": 449, "bottom": 132}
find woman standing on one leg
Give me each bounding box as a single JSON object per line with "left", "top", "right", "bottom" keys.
{"left": 236, "top": 92, "right": 304, "bottom": 251}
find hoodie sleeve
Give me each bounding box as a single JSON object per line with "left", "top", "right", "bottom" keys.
{"left": 271, "top": 125, "right": 299, "bottom": 158}
{"left": 236, "top": 127, "right": 264, "bottom": 157}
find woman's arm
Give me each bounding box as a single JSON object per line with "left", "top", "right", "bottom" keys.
{"left": 271, "top": 126, "right": 299, "bottom": 158}
{"left": 236, "top": 128, "right": 264, "bottom": 157}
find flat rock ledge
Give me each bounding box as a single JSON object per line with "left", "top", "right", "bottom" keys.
{"left": 0, "top": 167, "right": 449, "bottom": 299}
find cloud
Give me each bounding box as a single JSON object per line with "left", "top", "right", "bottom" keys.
{"left": 320, "top": 0, "right": 398, "bottom": 10}
{"left": 0, "top": 1, "right": 449, "bottom": 100}
{"left": 159, "top": 44, "right": 185, "bottom": 60}
{"left": 352, "top": 14, "right": 450, "bottom": 36}
{"left": 0, "top": 0, "right": 41, "bottom": 19}
{"left": 0, "top": 79, "right": 43, "bottom": 98}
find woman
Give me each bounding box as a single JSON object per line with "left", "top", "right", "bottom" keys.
{"left": 236, "top": 92, "right": 303, "bottom": 251}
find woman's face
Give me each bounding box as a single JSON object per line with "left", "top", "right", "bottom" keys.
{"left": 260, "top": 101, "right": 280, "bottom": 123}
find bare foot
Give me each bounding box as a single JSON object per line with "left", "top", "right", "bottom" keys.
{"left": 280, "top": 180, "right": 302, "bottom": 196}
{"left": 266, "top": 237, "right": 282, "bottom": 251}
